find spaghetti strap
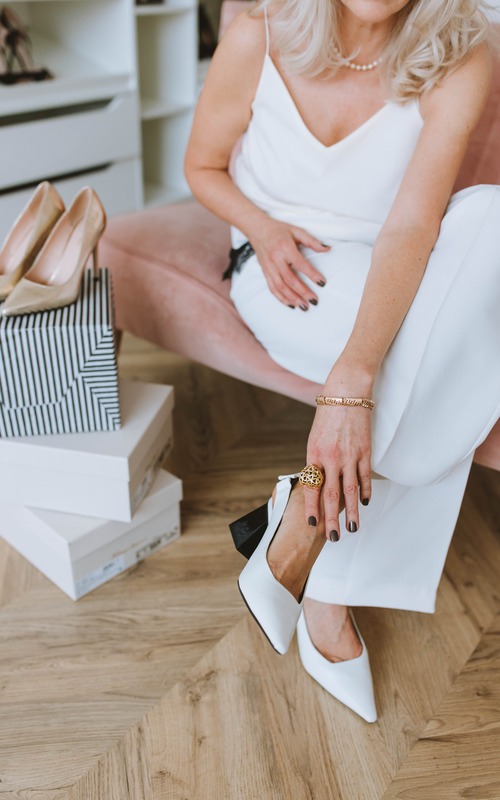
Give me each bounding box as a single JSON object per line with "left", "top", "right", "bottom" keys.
{"left": 263, "top": 5, "right": 270, "bottom": 55}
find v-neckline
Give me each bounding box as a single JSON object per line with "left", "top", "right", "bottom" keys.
{"left": 264, "top": 53, "right": 392, "bottom": 151}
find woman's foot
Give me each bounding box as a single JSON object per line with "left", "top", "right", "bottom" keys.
{"left": 265, "top": 482, "right": 361, "bottom": 661}
{"left": 266, "top": 482, "right": 325, "bottom": 602}
{"left": 303, "top": 598, "right": 362, "bottom": 662}
{"left": 297, "top": 605, "right": 378, "bottom": 722}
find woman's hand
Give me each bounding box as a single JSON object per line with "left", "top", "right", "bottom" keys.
{"left": 247, "top": 217, "right": 330, "bottom": 309}
{"left": 303, "top": 363, "right": 375, "bottom": 541}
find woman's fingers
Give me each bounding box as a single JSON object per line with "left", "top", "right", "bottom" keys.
{"left": 322, "top": 472, "right": 342, "bottom": 542}
{"left": 282, "top": 265, "right": 319, "bottom": 308}
{"left": 266, "top": 264, "right": 317, "bottom": 309}
{"left": 302, "top": 483, "right": 322, "bottom": 529}
{"left": 292, "top": 226, "right": 331, "bottom": 254}
{"left": 259, "top": 225, "right": 331, "bottom": 306}
{"left": 268, "top": 272, "right": 307, "bottom": 308}
{"left": 289, "top": 250, "right": 327, "bottom": 289}
{"left": 277, "top": 250, "right": 326, "bottom": 307}
{"left": 358, "top": 455, "right": 372, "bottom": 506}
{"left": 341, "top": 467, "right": 360, "bottom": 533}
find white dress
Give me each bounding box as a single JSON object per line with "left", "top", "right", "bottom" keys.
{"left": 229, "top": 9, "right": 500, "bottom": 613}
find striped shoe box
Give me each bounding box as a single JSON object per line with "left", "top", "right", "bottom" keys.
{"left": 0, "top": 268, "right": 120, "bottom": 437}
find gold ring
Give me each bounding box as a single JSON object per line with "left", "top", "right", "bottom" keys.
{"left": 299, "top": 464, "right": 324, "bottom": 490}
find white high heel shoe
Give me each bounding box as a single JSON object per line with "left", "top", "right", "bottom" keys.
{"left": 238, "top": 472, "right": 308, "bottom": 655}
{"left": 297, "top": 608, "right": 378, "bottom": 723}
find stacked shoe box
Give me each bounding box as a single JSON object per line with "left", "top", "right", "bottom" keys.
{"left": 0, "top": 268, "right": 182, "bottom": 600}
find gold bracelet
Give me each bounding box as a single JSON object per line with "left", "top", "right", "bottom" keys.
{"left": 315, "top": 395, "right": 375, "bottom": 410}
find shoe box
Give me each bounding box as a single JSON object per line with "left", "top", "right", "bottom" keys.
{"left": 0, "top": 378, "right": 184, "bottom": 600}
{"left": 1, "top": 469, "right": 182, "bottom": 600}
{"left": 0, "top": 379, "right": 174, "bottom": 522}
{"left": 0, "top": 268, "right": 120, "bottom": 437}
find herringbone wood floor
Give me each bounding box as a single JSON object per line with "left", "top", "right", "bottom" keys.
{"left": 0, "top": 333, "right": 498, "bottom": 800}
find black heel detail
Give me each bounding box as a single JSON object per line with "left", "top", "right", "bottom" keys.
{"left": 229, "top": 477, "right": 299, "bottom": 559}
{"left": 229, "top": 501, "right": 269, "bottom": 559}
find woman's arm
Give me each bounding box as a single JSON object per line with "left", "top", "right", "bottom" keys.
{"left": 335, "top": 42, "right": 493, "bottom": 382}
{"left": 184, "top": 12, "right": 266, "bottom": 236}
{"left": 184, "top": 9, "right": 329, "bottom": 308}
{"left": 304, "top": 42, "right": 493, "bottom": 537}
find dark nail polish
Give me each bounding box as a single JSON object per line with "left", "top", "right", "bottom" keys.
{"left": 308, "top": 515, "right": 317, "bottom": 527}
{"left": 321, "top": 243, "right": 330, "bottom": 247}
{"left": 348, "top": 521, "right": 358, "bottom": 533}
{"left": 361, "top": 498, "right": 370, "bottom": 506}
{"left": 329, "top": 530, "right": 339, "bottom": 542}
{"left": 300, "top": 304, "right": 308, "bottom": 312}
{"left": 287, "top": 305, "right": 295, "bottom": 309}
{"left": 317, "top": 280, "right": 326, "bottom": 287}
{"left": 309, "top": 298, "right": 318, "bottom": 306}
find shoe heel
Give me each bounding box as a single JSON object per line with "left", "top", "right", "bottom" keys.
{"left": 237, "top": 473, "right": 306, "bottom": 655}
{"left": 91, "top": 243, "right": 100, "bottom": 280}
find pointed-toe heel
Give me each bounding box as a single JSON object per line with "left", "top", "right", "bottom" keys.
{"left": 0, "top": 181, "right": 64, "bottom": 301}
{"left": 297, "top": 609, "right": 378, "bottom": 723}
{"left": 237, "top": 472, "right": 308, "bottom": 655}
{"left": 2, "top": 186, "right": 106, "bottom": 317}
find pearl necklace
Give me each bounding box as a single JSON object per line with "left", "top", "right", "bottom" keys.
{"left": 334, "top": 45, "right": 384, "bottom": 72}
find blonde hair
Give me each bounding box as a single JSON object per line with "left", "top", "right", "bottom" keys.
{"left": 248, "top": 0, "right": 496, "bottom": 102}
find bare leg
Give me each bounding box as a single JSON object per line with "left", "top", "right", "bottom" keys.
{"left": 267, "top": 483, "right": 362, "bottom": 662}
{"left": 302, "top": 598, "right": 362, "bottom": 662}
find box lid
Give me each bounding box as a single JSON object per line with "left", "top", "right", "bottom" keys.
{"left": 0, "top": 269, "right": 115, "bottom": 413}
{"left": 0, "top": 379, "right": 174, "bottom": 480}
{"left": 19, "top": 469, "right": 183, "bottom": 560}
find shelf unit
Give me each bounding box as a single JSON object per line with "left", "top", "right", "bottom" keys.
{"left": 0, "top": 0, "right": 198, "bottom": 242}
{"left": 135, "top": 0, "right": 198, "bottom": 207}
{"left": 0, "top": 0, "right": 142, "bottom": 243}
{"left": 0, "top": 1, "right": 137, "bottom": 117}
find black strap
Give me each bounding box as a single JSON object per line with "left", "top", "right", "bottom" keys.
{"left": 222, "top": 241, "right": 256, "bottom": 281}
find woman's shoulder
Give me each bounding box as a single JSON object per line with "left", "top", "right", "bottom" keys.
{"left": 217, "top": 4, "right": 266, "bottom": 58}
{"left": 219, "top": 1, "right": 283, "bottom": 53}
{"left": 419, "top": 41, "right": 493, "bottom": 122}
{"left": 199, "top": 3, "right": 274, "bottom": 107}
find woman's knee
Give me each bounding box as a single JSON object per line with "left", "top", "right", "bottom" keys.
{"left": 448, "top": 182, "right": 500, "bottom": 213}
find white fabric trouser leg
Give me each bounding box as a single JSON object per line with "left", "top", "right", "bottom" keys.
{"left": 230, "top": 185, "right": 500, "bottom": 613}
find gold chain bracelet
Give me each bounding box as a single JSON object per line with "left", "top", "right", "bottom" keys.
{"left": 315, "top": 395, "right": 375, "bottom": 410}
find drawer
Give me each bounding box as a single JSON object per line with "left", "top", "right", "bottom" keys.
{"left": 0, "top": 92, "right": 140, "bottom": 189}
{"left": 0, "top": 159, "right": 142, "bottom": 244}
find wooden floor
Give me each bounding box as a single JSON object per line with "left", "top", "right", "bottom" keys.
{"left": 0, "top": 333, "right": 499, "bottom": 800}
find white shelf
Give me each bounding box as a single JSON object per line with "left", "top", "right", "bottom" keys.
{"left": 135, "top": 0, "right": 197, "bottom": 204}
{"left": 135, "top": 1, "right": 196, "bottom": 16}
{"left": 144, "top": 182, "right": 192, "bottom": 207}
{"left": 0, "top": 30, "right": 133, "bottom": 116}
{"left": 0, "top": 0, "right": 197, "bottom": 215}
{"left": 141, "top": 97, "right": 194, "bottom": 120}
{"left": 3, "top": 0, "right": 89, "bottom": 4}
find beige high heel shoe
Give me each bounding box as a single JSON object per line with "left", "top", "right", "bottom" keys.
{"left": 2, "top": 186, "right": 106, "bottom": 317}
{"left": 0, "top": 181, "right": 64, "bottom": 301}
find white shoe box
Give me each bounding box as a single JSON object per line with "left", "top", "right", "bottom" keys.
{"left": 0, "top": 379, "right": 174, "bottom": 522}
{"left": 0, "top": 469, "right": 183, "bottom": 600}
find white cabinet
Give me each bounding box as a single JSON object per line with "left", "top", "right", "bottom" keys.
{"left": 0, "top": 0, "right": 198, "bottom": 242}
{"left": 0, "top": 0, "right": 136, "bottom": 117}
{"left": 135, "top": 0, "right": 198, "bottom": 206}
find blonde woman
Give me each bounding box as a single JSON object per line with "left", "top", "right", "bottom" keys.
{"left": 184, "top": 0, "right": 500, "bottom": 722}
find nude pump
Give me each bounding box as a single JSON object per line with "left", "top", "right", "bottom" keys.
{"left": 2, "top": 186, "right": 106, "bottom": 317}
{"left": 238, "top": 472, "right": 309, "bottom": 655}
{"left": 297, "top": 607, "right": 378, "bottom": 723}
{"left": 0, "top": 181, "right": 64, "bottom": 301}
